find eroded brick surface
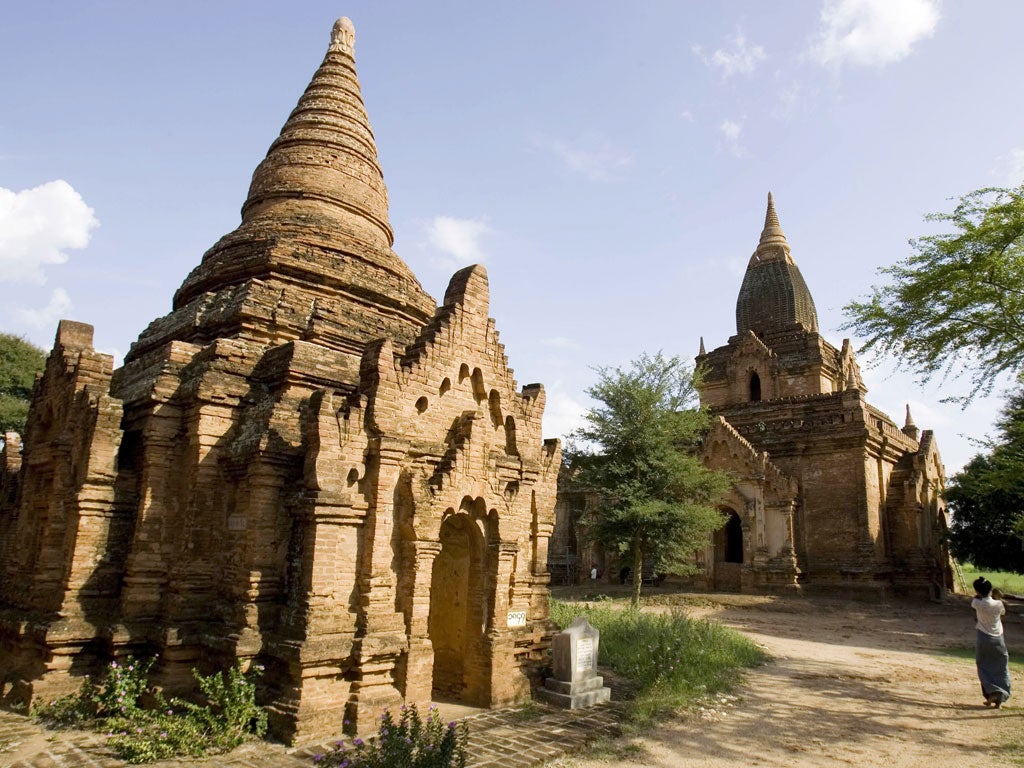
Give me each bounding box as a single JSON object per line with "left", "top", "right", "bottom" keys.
{"left": 0, "top": 17, "right": 559, "bottom": 744}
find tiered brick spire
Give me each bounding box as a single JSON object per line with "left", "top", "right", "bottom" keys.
{"left": 240, "top": 17, "right": 393, "bottom": 249}
{"left": 735, "top": 192, "right": 819, "bottom": 335}
{"left": 752, "top": 191, "right": 792, "bottom": 263}
{"left": 128, "top": 17, "right": 434, "bottom": 362}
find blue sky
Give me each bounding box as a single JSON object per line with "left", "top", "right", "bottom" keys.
{"left": 2, "top": 1, "right": 1022, "bottom": 473}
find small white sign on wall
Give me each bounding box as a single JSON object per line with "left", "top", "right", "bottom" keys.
{"left": 507, "top": 610, "right": 527, "bottom": 627}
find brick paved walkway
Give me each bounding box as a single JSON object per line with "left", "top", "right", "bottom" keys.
{"left": 0, "top": 700, "right": 622, "bottom": 768}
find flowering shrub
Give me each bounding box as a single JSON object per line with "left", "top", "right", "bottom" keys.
{"left": 32, "top": 657, "right": 268, "bottom": 763}
{"left": 94, "top": 656, "right": 155, "bottom": 717}
{"left": 316, "top": 704, "right": 469, "bottom": 768}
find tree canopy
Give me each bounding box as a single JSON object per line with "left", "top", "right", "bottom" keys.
{"left": 565, "top": 352, "right": 731, "bottom": 606}
{"left": 842, "top": 185, "right": 1024, "bottom": 402}
{"left": 0, "top": 333, "right": 47, "bottom": 435}
{"left": 946, "top": 385, "right": 1024, "bottom": 574}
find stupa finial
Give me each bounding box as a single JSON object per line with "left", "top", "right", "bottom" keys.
{"left": 330, "top": 17, "right": 355, "bottom": 55}
{"left": 699, "top": 336, "right": 706, "bottom": 356}
{"left": 765, "top": 191, "right": 780, "bottom": 229}
{"left": 902, "top": 403, "right": 920, "bottom": 440}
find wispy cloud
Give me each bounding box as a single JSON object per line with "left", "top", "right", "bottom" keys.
{"left": 532, "top": 136, "right": 632, "bottom": 182}
{"left": 719, "top": 119, "right": 745, "bottom": 157}
{"left": 0, "top": 180, "right": 99, "bottom": 283}
{"left": 15, "top": 287, "right": 73, "bottom": 329}
{"left": 692, "top": 31, "right": 766, "bottom": 77}
{"left": 809, "top": 0, "right": 940, "bottom": 69}
{"left": 423, "top": 215, "right": 490, "bottom": 270}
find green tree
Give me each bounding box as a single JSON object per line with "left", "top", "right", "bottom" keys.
{"left": 843, "top": 185, "right": 1024, "bottom": 402}
{"left": 565, "top": 352, "right": 731, "bottom": 606}
{"left": 947, "top": 386, "right": 1024, "bottom": 574}
{"left": 0, "top": 333, "right": 47, "bottom": 435}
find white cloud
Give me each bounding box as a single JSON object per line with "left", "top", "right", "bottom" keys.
{"left": 542, "top": 385, "right": 587, "bottom": 440}
{"left": 1003, "top": 148, "right": 1024, "bottom": 186}
{"left": 0, "top": 180, "right": 99, "bottom": 283}
{"left": 809, "top": 0, "right": 940, "bottom": 69}
{"left": 692, "top": 31, "right": 766, "bottom": 77}
{"left": 680, "top": 109, "right": 696, "bottom": 124}
{"left": 719, "top": 119, "right": 745, "bottom": 157}
{"left": 532, "top": 136, "right": 632, "bottom": 182}
{"left": 424, "top": 216, "right": 490, "bottom": 269}
{"left": 15, "top": 287, "right": 73, "bottom": 329}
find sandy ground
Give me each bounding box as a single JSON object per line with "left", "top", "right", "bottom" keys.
{"left": 554, "top": 590, "right": 1022, "bottom": 768}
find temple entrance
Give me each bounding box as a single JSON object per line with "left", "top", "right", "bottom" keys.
{"left": 428, "top": 512, "right": 487, "bottom": 702}
{"left": 713, "top": 509, "right": 744, "bottom": 591}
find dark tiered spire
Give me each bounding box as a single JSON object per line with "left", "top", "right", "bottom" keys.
{"left": 735, "top": 193, "right": 819, "bottom": 336}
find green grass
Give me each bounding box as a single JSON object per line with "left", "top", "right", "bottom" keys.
{"left": 960, "top": 563, "right": 1024, "bottom": 595}
{"left": 939, "top": 645, "right": 1024, "bottom": 673}
{"left": 549, "top": 599, "right": 767, "bottom": 726}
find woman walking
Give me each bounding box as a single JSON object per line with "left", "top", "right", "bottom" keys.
{"left": 972, "top": 576, "right": 1011, "bottom": 708}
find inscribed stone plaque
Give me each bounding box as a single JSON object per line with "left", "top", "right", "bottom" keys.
{"left": 539, "top": 616, "right": 610, "bottom": 709}
{"left": 507, "top": 610, "right": 526, "bottom": 627}
{"left": 576, "top": 636, "right": 594, "bottom": 672}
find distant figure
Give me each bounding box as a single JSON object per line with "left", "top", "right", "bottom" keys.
{"left": 590, "top": 566, "right": 598, "bottom": 583}
{"left": 972, "top": 576, "right": 1011, "bottom": 708}
{"left": 619, "top": 566, "right": 630, "bottom": 585}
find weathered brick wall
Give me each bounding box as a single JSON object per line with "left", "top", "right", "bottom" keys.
{"left": 0, "top": 18, "right": 559, "bottom": 742}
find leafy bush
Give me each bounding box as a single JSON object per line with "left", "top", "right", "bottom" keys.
{"left": 550, "top": 599, "right": 767, "bottom": 725}
{"left": 316, "top": 704, "right": 469, "bottom": 768}
{"left": 32, "top": 656, "right": 268, "bottom": 764}
{"left": 31, "top": 677, "right": 98, "bottom": 728}
{"left": 171, "top": 662, "right": 268, "bottom": 750}
{"left": 94, "top": 656, "right": 155, "bottom": 717}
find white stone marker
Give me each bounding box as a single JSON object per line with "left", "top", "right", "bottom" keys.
{"left": 538, "top": 616, "right": 611, "bottom": 708}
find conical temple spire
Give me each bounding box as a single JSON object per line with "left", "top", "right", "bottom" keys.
{"left": 241, "top": 16, "right": 394, "bottom": 248}
{"left": 735, "top": 192, "right": 818, "bottom": 336}
{"left": 902, "top": 403, "right": 920, "bottom": 440}
{"left": 160, "top": 16, "right": 436, "bottom": 353}
{"left": 699, "top": 336, "right": 706, "bottom": 356}
{"left": 751, "top": 191, "right": 793, "bottom": 265}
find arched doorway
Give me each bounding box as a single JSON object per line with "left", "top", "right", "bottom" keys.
{"left": 713, "top": 509, "right": 744, "bottom": 591}
{"left": 428, "top": 511, "right": 487, "bottom": 702}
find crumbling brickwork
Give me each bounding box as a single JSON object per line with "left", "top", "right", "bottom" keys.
{"left": 0, "top": 18, "right": 558, "bottom": 743}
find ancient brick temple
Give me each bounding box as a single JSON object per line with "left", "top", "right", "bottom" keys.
{"left": 695, "top": 194, "right": 952, "bottom": 598}
{"left": 0, "top": 18, "right": 559, "bottom": 742}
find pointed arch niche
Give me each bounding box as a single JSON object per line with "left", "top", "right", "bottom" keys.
{"left": 427, "top": 499, "right": 493, "bottom": 704}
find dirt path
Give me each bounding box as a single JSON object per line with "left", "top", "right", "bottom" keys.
{"left": 560, "top": 592, "right": 1022, "bottom": 768}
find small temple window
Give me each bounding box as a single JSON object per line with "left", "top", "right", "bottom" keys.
{"left": 750, "top": 371, "right": 762, "bottom": 402}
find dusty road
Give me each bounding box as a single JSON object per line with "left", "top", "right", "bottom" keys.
{"left": 559, "top": 591, "right": 1022, "bottom": 768}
